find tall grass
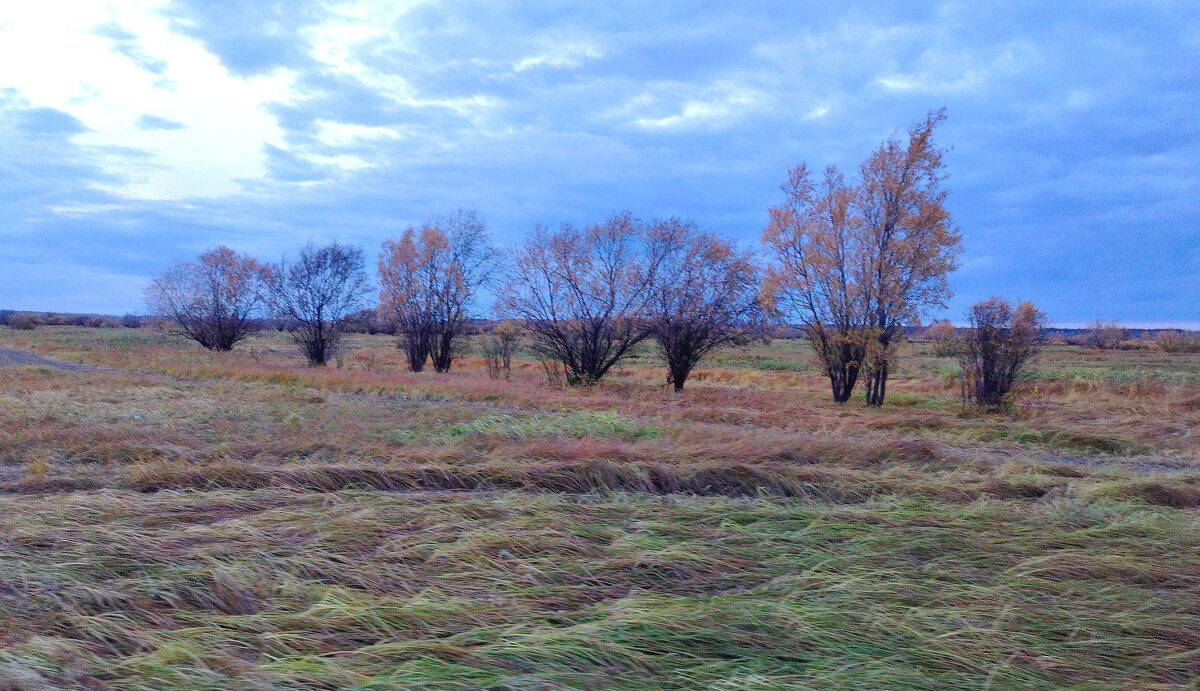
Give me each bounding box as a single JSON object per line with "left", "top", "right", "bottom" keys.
{"left": 1, "top": 490, "right": 1198, "bottom": 688}
{"left": 2, "top": 327, "right": 1200, "bottom": 687}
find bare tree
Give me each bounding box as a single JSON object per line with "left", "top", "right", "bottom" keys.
{"left": 499, "top": 212, "right": 664, "bottom": 386}
{"left": 957, "top": 297, "right": 1046, "bottom": 409}
{"left": 379, "top": 210, "right": 496, "bottom": 373}
{"left": 646, "top": 218, "right": 764, "bottom": 392}
{"left": 145, "top": 246, "right": 269, "bottom": 351}
{"left": 763, "top": 165, "right": 870, "bottom": 402}
{"left": 1082, "top": 319, "right": 1128, "bottom": 350}
{"left": 269, "top": 242, "right": 370, "bottom": 366}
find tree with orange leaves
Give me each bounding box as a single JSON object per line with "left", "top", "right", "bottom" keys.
{"left": 763, "top": 165, "right": 870, "bottom": 402}
{"left": 378, "top": 209, "right": 496, "bottom": 373}
{"left": 857, "top": 109, "right": 962, "bottom": 405}
{"left": 145, "top": 245, "right": 270, "bottom": 351}
{"left": 764, "top": 110, "right": 961, "bottom": 406}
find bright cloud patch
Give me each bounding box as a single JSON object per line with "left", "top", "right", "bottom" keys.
{"left": 0, "top": 1, "right": 292, "bottom": 199}
{"left": 513, "top": 43, "right": 602, "bottom": 72}
{"left": 633, "top": 83, "right": 764, "bottom": 130}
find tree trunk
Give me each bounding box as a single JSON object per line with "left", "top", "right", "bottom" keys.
{"left": 829, "top": 363, "right": 860, "bottom": 403}
{"left": 865, "top": 360, "right": 888, "bottom": 406}
{"left": 670, "top": 363, "right": 689, "bottom": 393}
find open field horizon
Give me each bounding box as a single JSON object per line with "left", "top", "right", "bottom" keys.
{"left": 3, "top": 1, "right": 1197, "bottom": 687}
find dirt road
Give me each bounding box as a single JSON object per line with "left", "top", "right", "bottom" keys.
{"left": 0, "top": 347, "right": 95, "bottom": 372}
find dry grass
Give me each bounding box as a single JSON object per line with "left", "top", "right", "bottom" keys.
{"left": 1, "top": 326, "right": 1199, "bottom": 687}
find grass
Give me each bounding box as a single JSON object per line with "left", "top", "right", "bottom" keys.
{"left": 2, "top": 490, "right": 1199, "bottom": 688}
{"left": 1, "top": 326, "right": 1199, "bottom": 687}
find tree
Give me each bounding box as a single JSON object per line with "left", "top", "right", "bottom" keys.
{"left": 145, "top": 246, "right": 269, "bottom": 351}
{"left": 763, "top": 165, "right": 870, "bottom": 403}
{"left": 764, "top": 110, "right": 961, "bottom": 406}
{"left": 957, "top": 297, "right": 1046, "bottom": 409}
{"left": 1082, "top": 319, "right": 1127, "bottom": 350}
{"left": 269, "top": 242, "right": 370, "bottom": 366}
{"left": 499, "top": 212, "right": 664, "bottom": 386}
{"left": 645, "top": 218, "right": 764, "bottom": 392}
{"left": 857, "top": 109, "right": 962, "bottom": 406}
{"left": 378, "top": 210, "right": 496, "bottom": 373}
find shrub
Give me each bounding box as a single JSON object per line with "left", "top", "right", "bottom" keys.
{"left": 500, "top": 213, "right": 663, "bottom": 386}
{"left": 926, "top": 320, "right": 960, "bottom": 357}
{"left": 957, "top": 297, "right": 1046, "bottom": 409}
{"left": 1116, "top": 338, "right": 1154, "bottom": 351}
{"left": 1082, "top": 320, "right": 1127, "bottom": 350}
{"left": 145, "top": 246, "right": 270, "bottom": 351}
{"left": 482, "top": 320, "right": 521, "bottom": 380}
{"left": 269, "top": 242, "right": 370, "bottom": 366}
{"left": 9, "top": 313, "right": 39, "bottom": 330}
{"left": 1157, "top": 330, "right": 1200, "bottom": 354}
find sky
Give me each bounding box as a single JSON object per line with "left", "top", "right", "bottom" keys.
{"left": 0, "top": 1, "right": 1197, "bottom": 326}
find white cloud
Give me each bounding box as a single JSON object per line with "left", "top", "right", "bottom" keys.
{"left": 301, "top": 2, "right": 500, "bottom": 124}
{"left": 513, "top": 43, "right": 602, "bottom": 72}
{"left": 632, "top": 82, "right": 764, "bottom": 130}
{"left": 0, "top": 0, "right": 296, "bottom": 200}
{"left": 315, "top": 119, "right": 401, "bottom": 147}
{"left": 302, "top": 152, "right": 373, "bottom": 172}
{"left": 805, "top": 104, "right": 831, "bottom": 120}
{"left": 874, "top": 44, "right": 1031, "bottom": 94}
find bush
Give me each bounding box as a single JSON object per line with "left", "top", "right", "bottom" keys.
{"left": 482, "top": 321, "right": 521, "bottom": 380}
{"left": 1157, "top": 330, "right": 1200, "bottom": 354}
{"left": 1116, "top": 338, "right": 1154, "bottom": 351}
{"left": 925, "top": 320, "right": 960, "bottom": 357}
{"left": 958, "top": 298, "right": 1046, "bottom": 409}
{"left": 1081, "top": 320, "right": 1127, "bottom": 350}
{"left": 9, "top": 314, "right": 39, "bottom": 330}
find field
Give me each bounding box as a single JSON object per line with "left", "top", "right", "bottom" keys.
{"left": 1, "top": 326, "right": 1199, "bottom": 689}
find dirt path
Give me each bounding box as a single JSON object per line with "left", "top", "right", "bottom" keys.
{"left": 0, "top": 347, "right": 96, "bottom": 372}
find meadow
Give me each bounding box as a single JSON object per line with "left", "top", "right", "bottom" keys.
{"left": 1, "top": 326, "right": 1199, "bottom": 688}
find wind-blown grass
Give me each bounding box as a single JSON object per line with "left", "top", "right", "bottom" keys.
{"left": 1, "top": 490, "right": 1198, "bottom": 688}
{"left": 2, "top": 326, "right": 1200, "bottom": 688}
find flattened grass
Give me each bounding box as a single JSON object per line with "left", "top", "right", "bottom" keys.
{"left": 2, "top": 327, "right": 1200, "bottom": 688}
{"left": 1, "top": 490, "right": 1198, "bottom": 688}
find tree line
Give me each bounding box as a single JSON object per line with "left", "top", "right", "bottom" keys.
{"left": 145, "top": 110, "right": 1051, "bottom": 408}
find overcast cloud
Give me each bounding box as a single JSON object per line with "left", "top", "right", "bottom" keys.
{"left": 0, "top": 1, "right": 1196, "bottom": 325}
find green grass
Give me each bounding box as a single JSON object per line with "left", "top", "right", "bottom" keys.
{"left": 443, "top": 410, "right": 663, "bottom": 442}
{"left": 1, "top": 489, "right": 1198, "bottom": 688}
{"left": 2, "top": 326, "right": 1200, "bottom": 688}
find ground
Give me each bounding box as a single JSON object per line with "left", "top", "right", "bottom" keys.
{"left": 0, "top": 326, "right": 1198, "bottom": 689}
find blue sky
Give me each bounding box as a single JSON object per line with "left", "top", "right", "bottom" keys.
{"left": 1, "top": 1, "right": 1197, "bottom": 326}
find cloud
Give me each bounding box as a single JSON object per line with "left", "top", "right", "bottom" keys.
{"left": 135, "top": 113, "right": 186, "bottom": 130}
{"left": 0, "top": 0, "right": 1195, "bottom": 323}
{"left": 94, "top": 20, "right": 169, "bottom": 74}
{"left": 513, "top": 43, "right": 602, "bottom": 72}
{"left": 630, "top": 82, "right": 766, "bottom": 130}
